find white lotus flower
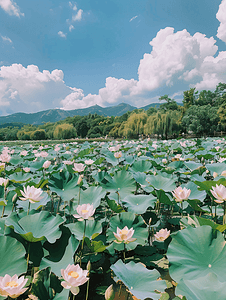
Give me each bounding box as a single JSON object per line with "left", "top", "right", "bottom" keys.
{"left": 0, "top": 178, "right": 9, "bottom": 187}
{"left": 113, "top": 226, "right": 136, "bottom": 244}
{"left": 85, "top": 159, "right": 94, "bottom": 165}
{"left": 154, "top": 228, "right": 170, "bottom": 242}
{"left": 210, "top": 184, "right": 226, "bottom": 203}
{"left": 61, "top": 264, "right": 89, "bottom": 295}
{"left": 63, "top": 160, "right": 74, "bottom": 165}
{"left": 43, "top": 160, "right": 51, "bottom": 169}
{"left": 39, "top": 151, "right": 48, "bottom": 158}
{"left": 23, "top": 167, "right": 30, "bottom": 173}
{"left": 0, "top": 152, "right": 11, "bottom": 163}
{"left": 20, "top": 186, "right": 44, "bottom": 204}
{"left": 20, "top": 150, "right": 28, "bottom": 156}
{"left": 73, "top": 163, "right": 85, "bottom": 172}
{"left": 73, "top": 203, "right": 95, "bottom": 221}
{"left": 114, "top": 151, "right": 122, "bottom": 158}
{"left": 0, "top": 274, "right": 28, "bottom": 298}
{"left": 172, "top": 186, "right": 191, "bottom": 202}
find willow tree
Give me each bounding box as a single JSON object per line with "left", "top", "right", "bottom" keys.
{"left": 144, "top": 111, "right": 181, "bottom": 139}
{"left": 121, "top": 112, "right": 147, "bottom": 138}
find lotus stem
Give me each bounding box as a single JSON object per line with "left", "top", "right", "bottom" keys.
{"left": 181, "top": 201, "right": 183, "bottom": 217}
{"left": 223, "top": 201, "right": 226, "bottom": 225}
{"left": 26, "top": 243, "right": 30, "bottom": 270}
{"left": 78, "top": 186, "right": 81, "bottom": 205}
{"left": 80, "top": 219, "right": 87, "bottom": 266}
{"left": 85, "top": 278, "right": 90, "bottom": 300}
{"left": 1, "top": 206, "right": 5, "bottom": 218}
{"left": 27, "top": 202, "right": 31, "bottom": 216}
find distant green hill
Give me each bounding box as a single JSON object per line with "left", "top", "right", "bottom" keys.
{"left": 0, "top": 102, "right": 183, "bottom": 126}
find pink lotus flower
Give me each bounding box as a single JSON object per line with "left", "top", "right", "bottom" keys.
{"left": 0, "top": 274, "right": 28, "bottom": 298}
{"left": 114, "top": 151, "right": 122, "bottom": 159}
{"left": 20, "top": 150, "right": 28, "bottom": 156}
{"left": 113, "top": 226, "right": 136, "bottom": 244}
{"left": 210, "top": 184, "right": 226, "bottom": 203}
{"left": 85, "top": 159, "right": 94, "bottom": 165}
{"left": 20, "top": 186, "right": 43, "bottom": 204}
{"left": 23, "top": 167, "right": 30, "bottom": 173}
{"left": 39, "top": 151, "right": 48, "bottom": 158}
{"left": 63, "top": 160, "right": 74, "bottom": 165}
{"left": 73, "top": 163, "right": 85, "bottom": 172}
{"left": 43, "top": 160, "right": 51, "bottom": 169}
{"left": 0, "top": 178, "right": 9, "bottom": 187}
{"left": 154, "top": 228, "right": 170, "bottom": 242}
{"left": 61, "top": 264, "right": 89, "bottom": 295}
{"left": 172, "top": 186, "right": 191, "bottom": 202}
{"left": 73, "top": 204, "right": 95, "bottom": 220}
{"left": 0, "top": 152, "right": 11, "bottom": 163}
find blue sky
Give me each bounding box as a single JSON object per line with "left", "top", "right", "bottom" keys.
{"left": 0, "top": 0, "right": 226, "bottom": 115}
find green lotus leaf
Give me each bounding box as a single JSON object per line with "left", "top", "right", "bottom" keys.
{"left": 6, "top": 211, "right": 64, "bottom": 243}
{"left": 101, "top": 169, "right": 136, "bottom": 198}
{"left": 205, "top": 162, "right": 226, "bottom": 176}
{"left": 9, "top": 155, "right": 23, "bottom": 165}
{"left": 130, "top": 160, "right": 152, "bottom": 173}
{"left": 132, "top": 172, "right": 154, "bottom": 193}
{"left": 66, "top": 219, "right": 103, "bottom": 240}
{"left": 111, "top": 259, "right": 166, "bottom": 300}
{"left": 106, "top": 212, "right": 148, "bottom": 253}
{"left": 167, "top": 226, "right": 226, "bottom": 282}
{"left": 48, "top": 170, "right": 80, "bottom": 202}
{"left": 104, "top": 150, "right": 118, "bottom": 166}
{"left": 78, "top": 186, "right": 106, "bottom": 209}
{"left": 122, "top": 194, "right": 156, "bottom": 214}
{"left": 8, "top": 171, "right": 31, "bottom": 183}
{"left": 146, "top": 174, "right": 176, "bottom": 192}
{"left": 181, "top": 181, "right": 206, "bottom": 202}
{"left": 41, "top": 235, "right": 79, "bottom": 277}
{"left": 184, "top": 161, "right": 203, "bottom": 171}
{"left": 176, "top": 272, "right": 226, "bottom": 300}
{"left": 0, "top": 235, "right": 27, "bottom": 277}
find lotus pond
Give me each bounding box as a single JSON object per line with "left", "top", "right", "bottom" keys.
{"left": 0, "top": 138, "right": 226, "bottom": 300}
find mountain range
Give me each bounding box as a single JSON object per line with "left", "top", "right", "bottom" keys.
{"left": 0, "top": 102, "right": 165, "bottom": 126}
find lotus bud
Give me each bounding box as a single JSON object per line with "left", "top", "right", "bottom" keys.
{"left": 86, "top": 261, "right": 91, "bottom": 272}
{"left": 77, "top": 175, "right": 84, "bottom": 185}
{"left": 149, "top": 218, "right": 152, "bottom": 225}
{"left": 221, "top": 170, "right": 226, "bottom": 177}
{"left": 213, "top": 172, "right": 218, "bottom": 178}
{"left": 105, "top": 284, "right": 115, "bottom": 300}
{"left": 12, "top": 193, "right": 18, "bottom": 203}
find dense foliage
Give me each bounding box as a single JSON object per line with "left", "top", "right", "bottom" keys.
{"left": 0, "top": 82, "right": 226, "bottom": 141}
{"left": 0, "top": 138, "right": 226, "bottom": 299}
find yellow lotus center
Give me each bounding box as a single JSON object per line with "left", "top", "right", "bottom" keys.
{"left": 120, "top": 229, "right": 128, "bottom": 235}
{"left": 158, "top": 236, "right": 165, "bottom": 241}
{"left": 82, "top": 209, "right": 88, "bottom": 214}
{"left": 68, "top": 271, "right": 79, "bottom": 279}
{"left": 6, "top": 281, "right": 18, "bottom": 288}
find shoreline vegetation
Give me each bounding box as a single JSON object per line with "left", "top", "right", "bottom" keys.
{"left": 0, "top": 82, "right": 225, "bottom": 141}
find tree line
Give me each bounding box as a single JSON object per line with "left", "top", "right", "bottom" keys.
{"left": 0, "top": 82, "right": 226, "bottom": 141}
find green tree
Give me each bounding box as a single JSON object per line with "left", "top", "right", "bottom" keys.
{"left": 53, "top": 123, "right": 77, "bottom": 139}
{"left": 183, "top": 88, "right": 198, "bottom": 109}
{"left": 145, "top": 111, "right": 181, "bottom": 139}
{"left": 30, "top": 129, "right": 47, "bottom": 140}
{"left": 181, "top": 105, "right": 220, "bottom": 136}
{"left": 159, "top": 95, "right": 179, "bottom": 111}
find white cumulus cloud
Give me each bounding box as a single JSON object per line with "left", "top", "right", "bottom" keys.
{"left": 0, "top": 64, "right": 71, "bottom": 115}
{"left": 1, "top": 35, "right": 12, "bottom": 43}
{"left": 58, "top": 31, "right": 67, "bottom": 38}
{"left": 0, "top": 0, "right": 24, "bottom": 17}
{"left": 72, "top": 9, "right": 83, "bottom": 22}
{"left": 216, "top": 0, "right": 226, "bottom": 43}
